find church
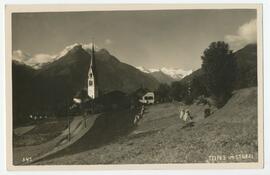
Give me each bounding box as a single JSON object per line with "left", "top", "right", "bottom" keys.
{"left": 71, "top": 42, "right": 98, "bottom": 114}
{"left": 87, "top": 43, "right": 98, "bottom": 99}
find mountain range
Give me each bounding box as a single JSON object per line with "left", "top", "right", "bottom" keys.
{"left": 12, "top": 43, "right": 257, "bottom": 125}
{"left": 12, "top": 44, "right": 159, "bottom": 125}
{"left": 136, "top": 66, "right": 192, "bottom": 83}
{"left": 14, "top": 45, "right": 192, "bottom": 85}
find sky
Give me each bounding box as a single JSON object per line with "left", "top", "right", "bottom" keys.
{"left": 12, "top": 9, "right": 257, "bottom": 71}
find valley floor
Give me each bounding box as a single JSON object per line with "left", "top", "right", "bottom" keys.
{"left": 31, "top": 87, "right": 258, "bottom": 165}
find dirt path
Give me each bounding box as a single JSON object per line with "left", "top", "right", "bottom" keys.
{"left": 13, "top": 114, "right": 99, "bottom": 165}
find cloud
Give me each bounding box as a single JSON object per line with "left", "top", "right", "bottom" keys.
{"left": 12, "top": 50, "right": 32, "bottom": 62}
{"left": 105, "top": 39, "right": 112, "bottom": 45}
{"left": 225, "top": 19, "right": 257, "bottom": 50}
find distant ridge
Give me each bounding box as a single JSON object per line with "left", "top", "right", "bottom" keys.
{"left": 136, "top": 66, "right": 192, "bottom": 82}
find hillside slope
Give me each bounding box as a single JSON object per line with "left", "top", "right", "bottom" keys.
{"left": 94, "top": 49, "right": 159, "bottom": 93}
{"left": 36, "top": 87, "right": 258, "bottom": 164}
{"left": 234, "top": 44, "right": 257, "bottom": 89}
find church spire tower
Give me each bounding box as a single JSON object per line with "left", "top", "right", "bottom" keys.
{"left": 88, "top": 42, "right": 98, "bottom": 99}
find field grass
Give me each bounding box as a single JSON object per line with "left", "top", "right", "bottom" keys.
{"left": 13, "top": 119, "right": 68, "bottom": 147}
{"left": 34, "top": 87, "right": 258, "bottom": 165}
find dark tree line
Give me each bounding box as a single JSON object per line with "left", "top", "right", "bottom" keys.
{"left": 155, "top": 75, "right": 208, "bottom": 105}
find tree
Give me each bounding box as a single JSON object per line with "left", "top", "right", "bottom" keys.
{"left": 201, "top": 41, "right": 237, "bottom": 107}
{"left": 190, "top": 76, "right": 208, "bottom": 98}
{"left": 155, "top": 83, "right": 171, "bottom": 102}
{"left": 170, "top": 81, "right": 185, "bottom": 101}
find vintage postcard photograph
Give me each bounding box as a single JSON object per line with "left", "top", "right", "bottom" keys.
{"left": 5, "top": 4, "right": 263, "bottom": 170}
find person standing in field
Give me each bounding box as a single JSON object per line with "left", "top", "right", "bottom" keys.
{"left": 179, "top": 108, "right": 185, "bottom": 120}
{"left": 183, "top": 109, "right": 192, "bottom": 122}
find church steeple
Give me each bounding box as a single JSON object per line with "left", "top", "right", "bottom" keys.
{"left": 87, "top": 42, "right": 98, "bottom": 99}
{"left": 90, "top": 42, "right": 95, "bottom": 69}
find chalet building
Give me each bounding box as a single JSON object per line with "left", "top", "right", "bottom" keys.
{"left": 139, "top": 92, "right": 155, "bottom": 104}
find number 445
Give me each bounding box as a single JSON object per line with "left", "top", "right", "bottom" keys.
{"left": 22, "top": 157, "right": 32, "bottom": 163}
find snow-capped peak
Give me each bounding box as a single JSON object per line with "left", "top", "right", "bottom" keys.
{"left": 136, "top": 66, "right": 192, "bottom": 80}
{"left": 136, "top": 66, "right": 159, "bottom": 73}
{"left": 160, "top": 67, "right": 193, "bottom": 79}
{"left": 12, "top": 43, "right": 100, "bottom": 69}
{"left": 56, "top": 43, "right": 81, "bottom": 59}
{"left": 56, "top": 43, "right": 100, "bottom": 59}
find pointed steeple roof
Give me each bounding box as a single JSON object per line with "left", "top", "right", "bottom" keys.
{"left": 90, "top": 42, "right": 95, "bottom": 68}
{"left": 88, "top": 42, "right": 96, "bottom": 74}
